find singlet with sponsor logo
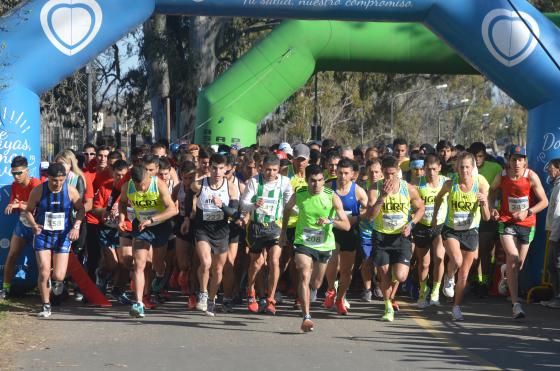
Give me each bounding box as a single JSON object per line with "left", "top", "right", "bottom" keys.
{"left": 251, "top": 174, "right": 285, "bottom": 224}
{"left": 445, "top": 175, "right": 483, "bottom": 230}
{"left": 417, "top": 175, "right": 447, "bottom": 227}
{"left": 294, "top": 187, "right": 336, "bottom": 251}
{"left": 331, "top": 180, "right": 360, "bottom": 220}
{"left": 196, "top": 177, "right": 230, "bottom": 222}
{"left": 287, "top": 170, "right": 307, "bottom": 228}
{"left": 498, "top": 169, "right": 535, "bottom": 227}
{"left": 127, "top": 176, "right": 165, "bottom": 225}
{"left": 373, "top": 180, "right": 411, "bottom": 235}
{"left": 35, "top": 182, "right": 72, "bottom": 238}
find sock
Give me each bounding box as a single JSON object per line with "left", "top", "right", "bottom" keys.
{"left": 3, "top": 282, "right": 10, "bottom": 293}
{"left": 384, "top": 299, "right": 392, "bottom": 311}
{"left": 476, "top": 274, "right": 483, "bottom": 284}
{"left": 419, "top": 279, "right": 429, "bottom": 300}
{"left": 481, "top": 274, "right": 489, "bottom": 285}
{"left": 431, "top": 282, "right": 441, "bottom": 300}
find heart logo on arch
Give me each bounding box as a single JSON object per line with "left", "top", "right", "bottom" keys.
{"left": 482, "top": 9, "right": 540, "bottom": 68}
{"left": 40, "top": 0, "right": 103, "bottom": 57}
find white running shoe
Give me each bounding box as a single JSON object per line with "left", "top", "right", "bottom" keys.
{"left": 344, "top": 298, "right": 350, "bottom": 309}
{"left": 498, "top": 264, "right": 508, "bottom": 296}
{"left": 443, "top": 275, "right": 455, "bottom": 298}
{"left": 417, "top": 298, "right": 429, "bottom": 309}
{"left": 512, "top": 302, "right": 525, "bottom": 319}
{"left": 37, "top": 304, "right": 52, "bottom": 318}
{"left": 451, "top": 305, "right": 463, "bottom": 321}
{"left": 196, "top": 292, "right": 208, "bottom": 312}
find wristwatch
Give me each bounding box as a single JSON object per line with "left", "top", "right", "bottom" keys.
{"left": 527, "top": 209, "right": 533, "bottom": 217}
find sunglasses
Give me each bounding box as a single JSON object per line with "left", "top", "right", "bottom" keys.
{"left": 11, "top": 170, "right": 26, "bottom": 176}
{"left": 83, "top": 152, "right": 96, "bottom": 156}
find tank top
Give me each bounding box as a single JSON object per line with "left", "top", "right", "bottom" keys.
{"left": 127, "top": 176, "right": 166, "bottom": 225}
{"left": 373, "top": 179, "right": 411, "bottom": 235}
{"left": 251, "top": 174, "right": 284, "bottom": 224}
{"left": 36, "top": 182, "right": 72, "bottom": 238}
{"left": 331, "top": 180, "right": 360, "bottom": 219}
{"left": 417, "top": 175, "right": 447, "bottom": 227}
{"left": 445, "top": 175, "right": 482, "bottom": 230}
{"left": 196, "top": 177, "right": 230, "bottom": 222}
{"left": 287, "top": 170, "right": 307, "bottom": 228}
{"left": 177, "top": 181, "right": 191, "bottom": 217}
{"left": 294, "top": 187, "right": 336, "bottom": 251}
{"left": 499, "top": 169, "right": 535, "bottom": 227}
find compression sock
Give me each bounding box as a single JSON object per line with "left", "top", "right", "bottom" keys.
{"left": 431, "top": 282, "right": 441, "bottom": 301}
{"left": 419, "top": 279, "right": 429, "bottom": 300}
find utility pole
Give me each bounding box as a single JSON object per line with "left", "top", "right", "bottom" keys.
{"left": 86, "top": 64, "right": 94, "bottom": 144}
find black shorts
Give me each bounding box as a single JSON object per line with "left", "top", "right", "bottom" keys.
{"left": 413, "top": 224, "right": 443, "bottom": 248}
{"left": 371, "top": 230, "right": 413, "bottom": 267}
{"left": 98, "top": 226, "right": 120, "bottom": 249}
{"left": 194, "top": 219, "right": 229, "bottom": 254}
{"left": 132, "top": 219, "right": 173, "bottom": 248}
{"left": 119, "top": 230, "right": 133, "bottom": 240}
{"left": 294, "top": 244, "right": 332, "bottom": 264}
{"left": 286, "top": 227, "right": 296, "bottom": 246}
{"left": 498, "top": 222, "right": 535, "bottom": 245}
{"left": 479, "top": 219, "right": 498, "bottom": 235}
{"left": 442, "top": 225, "right": 478, "bottom": 252}
{"left": 248, "top": 222, "right": 280, "bottom": 254}
{"left": 334, "top": 227, "right": 359, "bottom": 252}
{"left": 172, "top": 215, "right": 189, "bottom": 240}
{"left": 229, "top": 221, "right": 242, "bottom": 244}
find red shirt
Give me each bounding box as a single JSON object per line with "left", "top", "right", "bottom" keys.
{"left": 10, "top": 178, "right": 42, "bottom": 210}
{"left": 499, "top": 169, "right": 536, "bottom": 227}
{"left": 85, "top": 167, "right": 113, "bottom": 224}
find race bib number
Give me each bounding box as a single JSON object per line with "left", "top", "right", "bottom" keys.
{"left": 382, "top": 214, "right": 405, "bottom": 231}
{"left": 302, "top": 228, "right": 325, "bottom": 247}
{"left": 453, "top": 212, "right": 472, "bottom": 231}
{"left": 256, "top": 198, "right": 277, "bottom": 216}
{"left": 44, "top": 212, "right": 65, "bottom": 231}
{"left": 203, "top": 209, "right": 224, "bottom": 222}
{"left": 422, "top": 205, "right": 434, "bottom": 224}
{"left": 19, "top": 214, "right": 32, "bottom": 228}
{"left": 508, "top": 196, "right": 529, "bottom": 213}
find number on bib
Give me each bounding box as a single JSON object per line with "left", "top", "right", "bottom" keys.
{"left": 508, "top": 197, "right": 529, "bottom": 213}
{"left": 203, "top": 209, "right": 224, "bottom": 222}
{"left": 453, "top": 212, "right": 472, "bottom": 231}
{"left": 302, "top": 228, "right": 325, "bottom": 247}
{"left": 44, "top": 212, "right": 65, "bottom": 231}
{"left": 422, "top": 205, "right": 434, "bottom": 224}
{"left": 382, "top": 214, "right": 405, "bottom": 231}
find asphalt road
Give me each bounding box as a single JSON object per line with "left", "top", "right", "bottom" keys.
{"left": 11, "top": 294, "right": 560, "bottom": 371}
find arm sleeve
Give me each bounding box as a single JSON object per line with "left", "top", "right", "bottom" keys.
{"left": 221, "top": 199, "right": 240, "bottom": 217}
{"left": 240, "top": 178, "right": 257, "bottom": 213}
{"left": 76, "top": 176, "right": 86, "bottom": 199}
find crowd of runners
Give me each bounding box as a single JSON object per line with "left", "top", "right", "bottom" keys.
{"left": 2, "top": 137, "right": 560, "bottom": 332}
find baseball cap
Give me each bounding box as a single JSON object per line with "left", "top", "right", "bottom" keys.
{"left": 47, "top": 163, "right": 66, "bottom": 177}
{"left": 508, "top": 145, "right": 527, "bottom": 157}
{"left": 274, "top": 149, "right": 288, "bottom": 160}
{"left": 293, "top": 144, "right": 310, "bottom": 160}
{"left": 279, "top": 142, "right": 293, "bottom": 156}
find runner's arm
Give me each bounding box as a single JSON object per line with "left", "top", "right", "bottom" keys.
{"left": 220, "top": 180, "right": 240, "bottom": 217}
{"left": 432, "top": 180, "right": 451, "bottom": 227}
{"left": 240, "top": 178, "right": 257, "bottom": 213}
{"left": 282, "top": 179, "right": 293, "bottom": 207}
{"left": 355, "top": 184, "right": 368, "bottom": 223}
{"left": 281, "top": 193, "right": 297, "bottom": 233}
{"left": 408, "top": 184, "right": 425, "bottom": 226}
{"left": 332, "top": 193, "right": 351, "bottom": 231}
{"left": 488, "top": 173, "right": 502, "bottom": 214}
{"left": 528, "top": 170, "right": 549, "bottom": 215}
{"left": 118, "top": 183, "right": 129, "bottom": 225}
{"left": 477, "top": 180, "right": 491, "bottom": 222}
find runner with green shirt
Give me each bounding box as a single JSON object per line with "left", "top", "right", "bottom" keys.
{"left": 366, "top": 156, "right": 425, "bottom": 322}
{"left": 413, "top": 154, "right": 447, "bottom": 308}
{"left": 280, "top": 164, "right": 350, "bottom": 332}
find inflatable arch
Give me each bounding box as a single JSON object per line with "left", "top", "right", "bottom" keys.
{"left": 1, "top": 0, "right": 560, "bottom": 289}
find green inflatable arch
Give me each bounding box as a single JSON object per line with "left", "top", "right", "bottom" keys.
{"left": 194, "top": 15, "right": 560, "bottom": 147}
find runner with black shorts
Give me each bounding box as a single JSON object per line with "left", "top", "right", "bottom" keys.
{"left": 280, "top": 164, "right": 350, "bottom": 332}
{"left": 489, "top": 145, "right": 548, "bottom": 318}
{"left": 366, "top": 156, "right": 424, "bottom": 322}
{"left": 433, "top": 151, "right": 490, "bottom": 321}
{"left": 414, "top": 154, "right": 447, "bottom": 308}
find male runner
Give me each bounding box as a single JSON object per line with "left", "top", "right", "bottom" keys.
{"left": 242, "top": 154, "right": 292, "bottom": 315}
{"left": 24, "top": 163, "right": 84, "bottom": 317}
{"left": 367, "top": 156, "right": 425, "bottom": 322}
{"left": 1, "top": 156, "right": 42, "bottom": 299}
{"left": 489, "top": 145, "right": 548, "bottom": 318}
{"left": 281, "top": 164, "right": 350, "bottom": 332}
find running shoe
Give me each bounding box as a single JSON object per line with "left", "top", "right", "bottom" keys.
{"left": 335, "top": 298, "right": 348, "bottom": 315}
{"left": 187, "top": 294, "right": 197, "bottom": 310}
{"left": 391, "top": 299, "right": 399, "bottom": 312}
{"left": 451, "top": 305, "right": 463, "bottom": 321}
{"left": 301, "top": 315, "right": 314, "bottom": 332}
{"left": 546, "top": 298, "right": 560, "bottom": 309}
{"left": 443, "top": 275, "right": 455, "bottom": 298}
{"left": 206, "top": 301, "right": 216, "bottom": 317}
{"left": 498, "top": 264, "right": 508, "bottom": 296}
{"left": 143, "top": 295, "right": 157, "bottom": 309}
{"left": 417, "top": 298, "right": 429, "bottom": 309}
{"left": 512, "top": 302, "right": 525, "bottom": 319}
{"left": 196, "top": 292, "right": 208, "bottom": 312}
{"left": 373, "top": 285, "right": 383, "bottom": 300}
{"left": 151, "top": 276, "right": 166, "bottom": 294}
{"left": 293, "top": 297, "right": 301, "bottom": 310}
{"left": 130, "top": 302, "right": 145, "bottom": 318}
{"left": 429, "top": 298, "right": 441, "bottom": 307}
{"left": 247, "top": 293, "right": 258, "bottom": 313}
{"left": 310, "top": 288, "right": 317, "bottom": 303}
{"left": 265, "top": 298, "right": 277, "bottom": 315}
{"left": 323, "top": 289, "right": 336, "bottom": 309}
{"left": 258, "top": 297, "right": 267, "bottom": 313}
{"left": 381, "top": 308, "right": 394, "bottom": 322}
{"left": 361, "top": 289, "right": 372, "bottom": 303}
{"left": 95, "top": 268, "right": 108, "bottom": 293}
{"left": 118, "top": 292, "right": 133, "bottom": 305}
{"left": 344, "top": 298, "right": 350, "bottom": 309}
{"left": 37, "top": 304, "right": 52, "bottom": 318}
{"left": 222, "top": 299, "right": 234, "bottom": 313}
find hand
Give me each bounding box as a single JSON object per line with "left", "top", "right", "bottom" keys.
{"left": 212, "top": 196, "right": 223, "bottom": 208}
{"left": 5, "top": 200, "right": 18, "bottom": 215}
{"left": 69, "top": 228, "right": 79, "bottom": 241}
{"left": 138, "top": 219, "right": 152, "bottom": 231}
{"left": 118, "top": 220, "right": 127, "bottom": 232}
{"left": 180, "top": 218, "right": 190, "bottom": 235}
{"left": 234, "top": 218, "right": 244, "bottom": 227}
{"left": 32, "top": 224, "right": 43, "bottom": 236}
{"left": 477, "top": 192, "right": 487, "bottom": 205}
{"left": 381, "top": 178, "right": 397, "bottom": 197}
{"left": 402, "top": 223, "right": 412, "bottom": 237}
{"left": 491, "top": 209, "right": 500, "bottom": 221}
{"left": 512, "top": 209, "right": 528, "bottom": 222}
{"left": 316, "top": 217, "right": 331, "bottom": 226}
{"left": 255, "top": 198, "right": 265, "bottom": 208}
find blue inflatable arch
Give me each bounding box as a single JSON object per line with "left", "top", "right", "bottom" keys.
{"left": 1, "top": 0, "right": 560, "bottom": 288}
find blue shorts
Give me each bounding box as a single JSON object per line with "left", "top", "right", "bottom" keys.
{"left": 13, "top": 219, "right": 34, "bottom": 241}
{"left": 98, "top": 226, "right": 120, "bottom": 249}
{"left": 34, "top": 233, "right": 71, "bottom": 254}
{"left": 132, "top": 219, "right": 172, "bottom": 248}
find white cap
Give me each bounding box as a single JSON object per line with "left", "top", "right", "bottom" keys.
{"left": 40, "top": 161, "right": 50, "bottom": 171}
{"left": 210, "top": 144, "right": 219, "bottom": 152}
{"left": 279, "top": 142, "right": 293, "bottom": 156}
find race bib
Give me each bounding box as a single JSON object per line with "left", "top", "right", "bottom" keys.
{"left": 382, "top": 214, "right": 405, "bottom": 231}
{"left": 302, "top": 228, "right": 325, "bottom": 247}
{"left": 19, "top": 214, "right": 32, "bottom": 228}
{"left": 203, "top": 208, "right": 224, "bottom": 222}
{"left": 422, "top": 205, "right": 434, "bottom": 224}
{"left": 453, "top": 212, "right": 472, "bottom": 231}
{"left": 345, "top": 210, "right": 353, "bottom": 217}
{"left": 256, "top": 198, "right": 277, "bottom": 217}
{"left": 508, "top": 196, "right": 529, "bottom": 213}
{"left": 44, "top": 212, "right": 65, "bottom": 231}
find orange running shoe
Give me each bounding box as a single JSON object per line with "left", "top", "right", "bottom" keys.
{"left": 187, "top": 294, "right": 197, "bottom": 310}
{"left": 323, "top": 289, "right": 336, "bottom": 309}
{"left": 266, "top": 298, "right": 276, "bottom": 315}
{"left": 247, "top": 292, "right": 258, "bottom": 313}
{"left": 391, "top": 299, "right": 400, "bottom": 312}
{"left": 301, "top": 315, "right": 314, "bottom": 332}
{"left": 143, "top": 295, "right": 157, "bottom": 309}
{"left": 335, "top": 298, "right": 348, "bottom": 315}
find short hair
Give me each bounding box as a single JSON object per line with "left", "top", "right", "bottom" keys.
{"left": 366, "top": 158, "right": 381, "bottom": 168}
{"left": 468, "top": 142, "right": 486, "bottom": 155}
{"left": 158, "top": 157, "right": 172, "bottom": 170}
{"left": 263, "top": 153, "right": 280, "bottom": 167}
{"left": 393, "top": 138, "right": 407, "bottom": 147}
{"left": 131, "top": 146, "right": 148, "bottom": 158}
{"left": 456, "top": 151, "right": 476, "bottom": 167}
{"left": 83, "top": 143, "right": 96, "bottom": 151}
{"left": 305, "top": 164, "right": 324, "bottom": 180}
{"left": 225, "top": 153, "right": 237, "bottom": 167}
{"left": 180, "top": 161, "right": 196, "bottom": 175}
{"left": 199, "top": 148, "right": 210, "bottom": 159}
{"left": 142, "top": 154, "right": 160, "bottom": 166}
{"left": 108, "top": 150, "right": 122, "bottom": 162}
{"left": 424, "top": 154, "right": 441, "bottom": 167}
{"left": 339, "top": 145, "right": 353, "bottom": 155}
{"left": 381, "top": 155, "right": 399, "bottom": 169}
{"left": 337, "top": 158, "right": 354, "bottom": 170}
{"left": 309, "top": 149, "right": 321, "bottom": 165}
{"left": 11, "top": 156, "right": 28, "bottom": 168}
{"left": 436, "top": 140, "right": 453, "bottom": 152}
{"left": 97, "top": 145, "right": 111, "bottom": 154}
{"left": 325, "top": 149, "right": 341, "bottom": 162}
{"left": 455, "top": 144, "right": 465, "bottom": 152}
{"left": 111, "top": 159, "right": 129, "bottom": 172}
{"left": 151, "top": 142, "right": 167, "bottom": 153}
{"left": 130, "top": 165, "right": 146, "bottom": 183}
{"left": 210, "top": 153, "right": 227, "bottom": 165}
{"left": 322, "top": 139, "right": 336, "bottom": 150}
{"left": 549, "top": 159, "right": 560, "bottom": 170}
